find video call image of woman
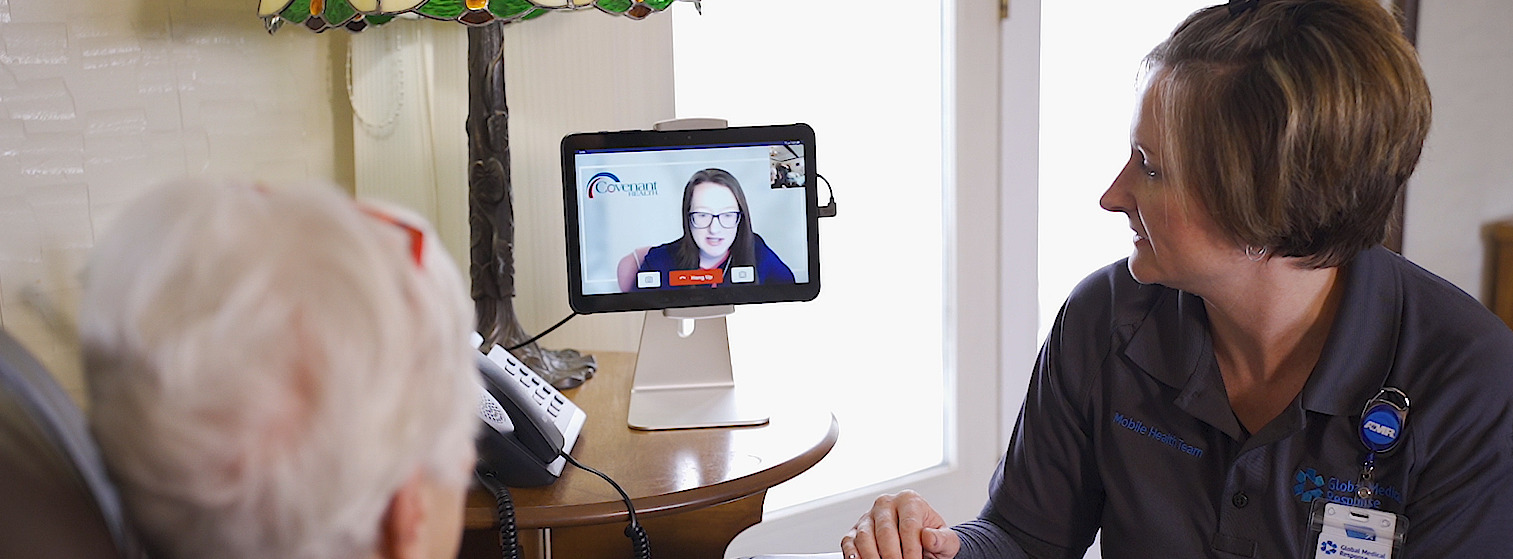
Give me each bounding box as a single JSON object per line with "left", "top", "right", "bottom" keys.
{"left": 619, "top": 168, "right": 795, "bottom": 291}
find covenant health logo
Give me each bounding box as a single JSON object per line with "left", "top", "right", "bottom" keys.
{"left": 586, "top": 172, "right": 657, "bottom": 198}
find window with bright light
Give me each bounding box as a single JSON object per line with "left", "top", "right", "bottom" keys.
{"left": 673, "top": 1, "right": 946, "bottom": 511}
{"left": 1039, "top": 4, "right": 1218, "bottom": 558}
{"left": 1039, "top": 1, "right": 1217, "bottom": 341}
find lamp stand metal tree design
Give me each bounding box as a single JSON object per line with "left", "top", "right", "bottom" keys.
{"left": 258, "top": 0, "right": 692, "bottom": 387}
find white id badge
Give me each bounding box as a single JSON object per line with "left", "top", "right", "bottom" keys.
{"left": 1309, "top": 501, "right": 1406, "bottom": 559}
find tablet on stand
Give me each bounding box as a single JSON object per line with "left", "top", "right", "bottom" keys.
{"left": 560, "top": 119, "right": 819, "bottom": 430}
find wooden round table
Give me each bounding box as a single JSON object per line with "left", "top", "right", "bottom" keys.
{"left": 460, "top": 352, "right": 838, "bottom": 559}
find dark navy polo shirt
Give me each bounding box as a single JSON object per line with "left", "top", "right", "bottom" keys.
{"left": 953, "top": 246, "right": 1513, "bottom": 558}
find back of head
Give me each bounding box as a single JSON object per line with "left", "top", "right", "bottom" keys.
{"left": 78, "top": 180, "right": 478, "bottom": 559}
{"left": 1147, "top": 0, "right": 1431, "bottom": 267}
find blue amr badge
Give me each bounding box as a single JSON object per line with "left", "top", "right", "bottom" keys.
{"left": 1359, "top": 388, "right": 1409, "bottom": 454}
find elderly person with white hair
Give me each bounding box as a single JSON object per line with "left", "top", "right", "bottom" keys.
{"left": 77, "top": 179, "right": 479, "bottom": 559}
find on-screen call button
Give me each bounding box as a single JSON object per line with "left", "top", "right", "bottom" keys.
{"left": 730, "top": 266, "right": 755, "bottom": 283}
{"left": 637, "top": 271, "right": 661, "bottom": 288}
{"left": 670, "top": 269, "right": 724, "bottom": 286}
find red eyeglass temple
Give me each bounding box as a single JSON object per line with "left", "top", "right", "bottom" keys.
{"left": 359, "top": 209, "right": 425, "bottom": 268}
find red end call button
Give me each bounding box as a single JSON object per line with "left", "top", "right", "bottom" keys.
{"left": 670, "top": 269, "right": 724, "bottom": 286}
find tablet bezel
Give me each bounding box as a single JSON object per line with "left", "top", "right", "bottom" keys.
{"left": 560, "top": 123, "right": 820, "bottom": 315}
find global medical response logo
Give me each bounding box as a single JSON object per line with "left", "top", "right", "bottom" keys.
{"left": 1318, "top": 538, "right": 1390, "bottom": 559}
{"left": 1293, "top": 467, "right": 1403, "bottom": 508}
{"left": 586, "top": 172, "right": 657, "bottom": 198}
{"left": 1294, "top": 468, "right": 1326, "bottom": 503}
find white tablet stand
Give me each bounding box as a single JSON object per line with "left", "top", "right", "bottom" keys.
{"left": 625, "top": 117, "right": 770, "bottom": 431}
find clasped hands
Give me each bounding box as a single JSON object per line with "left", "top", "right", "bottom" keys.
{"left": 841, "top": 490, "right": 960, "bottom": 559}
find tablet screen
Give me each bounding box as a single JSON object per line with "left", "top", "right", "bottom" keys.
{"left": 561, "top": 123, "right": 820, "bottom": 314}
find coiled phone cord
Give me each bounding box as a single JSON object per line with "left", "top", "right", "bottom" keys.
{"left": 477, "top": 453, "right": 649, "bottom": 559}
{"left": 561, "top": 451, "right": 652, "bottom": 559}
{"left": 474, "top": 468, "right": 520, "bottom": 559}
{"left": 625, "top": 522, "right": 652, "bottom": 559}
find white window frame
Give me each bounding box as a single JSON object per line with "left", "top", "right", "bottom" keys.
{"left": 723, "top": 0, "right": 1026, "bottom": 554}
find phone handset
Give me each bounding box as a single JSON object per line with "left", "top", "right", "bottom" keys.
{"left": 470, "top": 336, "right": 650, "bottom": 559}
{"left": 478, "top": 353, "right": 564, "bottom": 458}
{"left": 473, "top": 342, "right": 586, "bottom": 488}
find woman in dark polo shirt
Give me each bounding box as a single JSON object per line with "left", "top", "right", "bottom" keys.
{"left": 842, "top": 1, "right": 1513, "bottom": 558}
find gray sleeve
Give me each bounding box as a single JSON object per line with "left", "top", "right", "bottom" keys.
{"left": 1396, "top": 334, "right": 1513, "bottom": 555}
{"left": 951, "top": 504, "right": 1083, "bottom": 559}
{"left": 951, "top": 519, "right": 1029, "bottom": 559}
{"left": 950, "top": 267, "right": 1129, "bottom": 559}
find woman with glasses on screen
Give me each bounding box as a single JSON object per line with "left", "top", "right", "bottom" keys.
{"left": 840, "top": 1, "right": 1513, "bottom": 558}
{"left": 627, "top": 168, "right": 795, "bottom": 290}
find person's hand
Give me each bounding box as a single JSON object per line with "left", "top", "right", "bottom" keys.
{"left": 840, "top": 490, "right": 960, "bottom": 559}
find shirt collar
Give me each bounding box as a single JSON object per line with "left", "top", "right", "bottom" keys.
{"left": 1299, "top": 246, "right": 1403, "bottom": 416}
{"left": 1120, "top": 246, "right": 1403, "bottom": 418}
{"left": 1122, "top": 287, "right": 1208, "bottom": 391}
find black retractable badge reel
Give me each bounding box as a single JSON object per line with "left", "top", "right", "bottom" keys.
{"left": 1309, "top": 388, "right": 1410, "bottom": 558}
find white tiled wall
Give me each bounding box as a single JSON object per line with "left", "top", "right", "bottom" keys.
{"left": 0, "top": 0, "right": 341, "bottom": 402}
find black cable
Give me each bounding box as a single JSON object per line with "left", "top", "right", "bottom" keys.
{"left": 505, "top": 312, "right": 579, "bottom": 352}
{"left": 474, "top": 467, "right": 519, "bottom": 559}
{"left": 816, "top": 173, "right": 838, "bottom": 218}
{"left": 560, "top": 452, "right": 651, "bottom": 559}
{"left": 624, "top": 520, "right": 651, "bottom": 559}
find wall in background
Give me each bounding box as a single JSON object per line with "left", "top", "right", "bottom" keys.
{"left": 1405, "top": 2, "right": 1513, "bottom": 300}
{"left": 346, "top": 14, "right": 675, "bottom": 358}
{"left": 2, "top": 0, "right": 1506, "bottom": 410}
{"left": 0, "top": 0, "right": 675, "bottom": 404}
{"left": 0, "top": 0, "right": 345, "bottom": 402}
{"left": 457, "top": 13, "right": 674, "bottom": 355}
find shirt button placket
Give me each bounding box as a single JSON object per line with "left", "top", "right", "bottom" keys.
{"left": 1213, "top": 451, "right": 1262, "bottom": 557}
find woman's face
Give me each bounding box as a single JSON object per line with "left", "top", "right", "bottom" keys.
{"left": 688, "top": 181, "right": 740, "bottom": 264}
{"left": 1100, "top": 78, "right": 1242, "bottom": 292}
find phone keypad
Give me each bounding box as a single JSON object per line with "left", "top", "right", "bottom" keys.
{"left": 489, "top": 347, "right": 579, "bottom": 434}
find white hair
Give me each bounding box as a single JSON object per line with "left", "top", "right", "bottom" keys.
{"left": 78, "top": 179, "right": 478, "bottom": 559}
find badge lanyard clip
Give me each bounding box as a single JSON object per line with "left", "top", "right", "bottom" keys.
{"left": 1308, "top": 388, "right": 1412, "bottom": 558}
{"left": 1357, "top": 388, "right": 1409, "bottom": 501}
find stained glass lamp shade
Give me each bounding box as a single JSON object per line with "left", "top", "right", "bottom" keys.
{"left": 259, "top": 0, "right": 683, "bottom": 33}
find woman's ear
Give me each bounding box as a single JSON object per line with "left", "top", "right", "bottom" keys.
{"left": 377, "top": 474, "right": 427, "bottom": 559}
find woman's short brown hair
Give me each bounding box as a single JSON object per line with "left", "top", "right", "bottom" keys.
{"left": 1147, "top": 0, "right": 1431, "bottom": 268}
